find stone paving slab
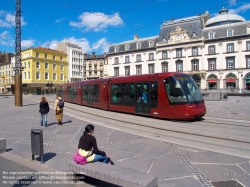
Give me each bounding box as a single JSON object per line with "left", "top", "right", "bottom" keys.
{"left": 0, "top": 95, "right": 249, "bottom": 187}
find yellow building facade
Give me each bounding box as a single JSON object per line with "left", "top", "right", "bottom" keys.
{"left": 21, "top": 47, "right": 68, "bottom": 95}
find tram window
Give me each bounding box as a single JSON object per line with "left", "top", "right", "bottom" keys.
{"left": 82, "top": 85, "right": 88, "bottom": 100}
{"left": 164, "top": 77, "right": 187, "bottom": 103}
{"left": 92, "top": 85, "right": 100, "bottom": 101}
{"left": 150, "top": 82, "right": 158, "bottom": 108}
{"left": 122, "top": 83, "right": 134, "bottom": 106}
{"left": 111, "top": 84, "right": 121, "bottom": 104}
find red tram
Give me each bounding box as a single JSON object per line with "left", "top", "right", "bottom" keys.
{"left": 57, "top": 72, "right": 206, "bottom": 120}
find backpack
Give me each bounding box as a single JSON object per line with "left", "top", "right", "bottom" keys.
{"left": 58, "top": 99, "right": 64, "bottom": 108}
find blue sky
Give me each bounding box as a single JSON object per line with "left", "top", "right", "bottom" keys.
{"left": 0, "top": 0, "right": 250, "bottom": 54}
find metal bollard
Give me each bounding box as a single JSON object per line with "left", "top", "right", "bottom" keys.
{"left": 31, "top": 129, "right": 44, "bottom": 163}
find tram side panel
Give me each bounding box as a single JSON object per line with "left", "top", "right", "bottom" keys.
{"left": 99, "top": 81, "right": 109, "bottom": 110}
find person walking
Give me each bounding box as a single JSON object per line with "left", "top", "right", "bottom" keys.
{"left": 39, "top": 96, "right": 50, "bottom": 127}
{"left": 78, "top": 124, "right": 110, "bottom": 164}
{"left": 54, "top": 94, "right": 64, "bottom": 125}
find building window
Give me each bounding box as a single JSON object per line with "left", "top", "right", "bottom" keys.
{"left": 208, "top": 32, "right": 215, "bottom": 39}
{"left": 36, "top": 53, "right": 39, "bottom": 57}
{"left": 208, "top": 45, "right": 215, "bottom": 54}
{"left": 176, "top": 61, "right": 183, "bottom": 72}
{"left": 246, "top": 57, "right": 250, "bottom": 68}
{"left": 115, "top": 47, "right": 119, "bottom": 52}
{"left": 162, "top": 63, "right": 168, "bottom": 72}
{"left": 125, "top": 45, "right": 129, "bottom": 51}
{"left": 149, "top": 41, "right": 154, "bottom": 47}
{"left": 226, "top": 58, "right": 235, "bottom": 69}
{"left": 45, "top": 54, "right": 48, "bottom": 59}
{"left": 192, "top": 47, "right": 198, "bottom": 56}
{"left": 60, "top": 57, "right": 63, "bottom": 61}
{"left": 136, "top": 54, "right": 141, "bottom": 62}
{"left": 53, "top": 73, "right": 56, "bottom": 80}
{"left": 36, "top": 62, "right": 40, "bottom": 68}
{"left": 24, "top": 72, "right": 26, "bottom": 79}
{"left": 60, "top": 65, "right": 63, "bottom": 70}
{"left": 53, "top": 64, "right": 56, "bottom": 70}
{"left": 149, "top": 53, "right": 154, "bottom": 60}
{"left": 45, "top": 72, "right": 49, "bottom": 80}
{"left": 125, "top": 56, "right": 130, "bottom": 63}
{"left": 125, "top": 66, "right": 130, "bottom": 75}
{"left": 28, "top": 71, "right": 30, "bottom": 79}
{"left": 36, "top": 72, "right": 40, "bottom": 80}
{"left": 24, "top": 62, "right": 26, "bottom": 68}
{"left": 28, "top": 61, "right": 30, "bottom": 68}
{"left": 45, "top": 63, "right": 48, "bottom": 69}
{"left": 227, "top": 29, "right": 233, "bottom": 37}
{"left": 114, "top": 57, "right": 119, "bottom": 64}
{"left": 137, "top": 43, "right": 141, "bottom": 49}
{"left": 176, "top": 49, "right": 182, "bottom": 57}
{"left": 136, "top": 65, "right": 142, "bottom": 75}
{"left": 114, "top": 67, "right": 119, "bottom": 76}
{"left": 162, "top": 51, "right": 167, "bottom": 59}
{"left": 53, "top": 55, "right": 56, "bottom": 60}
{"left": 60, "top": 73, "right": 64, "bottom": 80}
{"left": 246, "top": 41, "right": 250, "bottom": 51}
{"left": 192, "top": 60, "right": 199, "bottom": 71}
{"left": 148, "top": 64, "right": 154, "bottom": 74}
{"left": 227, "top": 43, "right": 234, "bottom": 52}
{"left": 208, "top": 59, "right": 216, "bottom": 70}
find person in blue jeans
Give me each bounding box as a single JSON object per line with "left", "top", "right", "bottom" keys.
{"left": 78, "top": 124, "right": 112, "bottom": 164}
{"left": 39, "top": 96, "right": 50, "bottom": 127}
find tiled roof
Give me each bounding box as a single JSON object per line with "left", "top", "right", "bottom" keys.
{"left": 36, "top": 47, "right": 65, "bottom": 54}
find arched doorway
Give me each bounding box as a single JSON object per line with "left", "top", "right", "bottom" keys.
{"left": 245, "top": 73, "right": 250, "bottom": 90}
{"left": 207, "top": 74, "right": 218, "bottom": 89}
{"left": 225, "top": 73, "right": 237, "bottom": 89}
{"left": 192, "top": 74, "right": 201, "bottom": 88}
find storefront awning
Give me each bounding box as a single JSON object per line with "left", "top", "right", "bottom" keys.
{"left": 207, "top": 80, "right": 217, "bottom": 83}
{"left": 226, "top": 78, "right": 236, "bottom": 83}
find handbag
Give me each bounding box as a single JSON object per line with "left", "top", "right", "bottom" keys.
{"left": 73, "top": 150, "right": 91, "bottom": 165}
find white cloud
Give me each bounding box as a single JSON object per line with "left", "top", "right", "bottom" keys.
{"left": 0, "top": 11, "right": 26, "bottom": 28}
{"left": 69, "top": 12, "right": 124, "bottom": 32}
{"left": 0, "top": 31, "right": 14, "bottom": 46}
{"left": 229, "top": 3, "right": 250, "bottom": 14}
{"left": 92, "top": 38, "right": 110, "bottom": 53}
{"left": 55, "top": 18, "right": 67, "bottom": 23}
{"left": 21, "top": 39, "right": 35, "bottom": 49}
{"left": 229, "top": 0, "right": 237, "bottom": 6}
{"left": 42, "top": 37, "right": 92, "bottom": 53}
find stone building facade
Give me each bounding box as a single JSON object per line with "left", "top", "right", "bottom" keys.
{"left": 107, "top": 9, "right": 250, "bottom": 90}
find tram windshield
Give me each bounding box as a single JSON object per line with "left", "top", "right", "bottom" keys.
{"left": 164, "top": 75, "right": 203, "bottom": 104}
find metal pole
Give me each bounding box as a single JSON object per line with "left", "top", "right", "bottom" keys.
{"left": 14, "top": 0, "right": 23, "bottom": 106}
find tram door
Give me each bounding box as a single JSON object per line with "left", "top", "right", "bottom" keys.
{"left": 135, "top": 83, "right": 150, "bottom": 114}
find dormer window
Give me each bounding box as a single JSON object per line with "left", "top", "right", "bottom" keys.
{"left": 149, "top": 41, "right": 154, "bottom": 47}
{"left": 137, "top": 43, "right": 141, "bottom": 49}
{"left": 227, "top": 29, "right": 233, "bottom": 37}
{"left": 115, "top": 47, "right": 119, "bottom": 52}
{"left": 208, "top": 32, "right": 215, "bottom": 39}
{"left": 125, "top": 45, "right": 130, "bottom": 51}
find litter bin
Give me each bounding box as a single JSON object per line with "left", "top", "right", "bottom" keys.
{"left": 31, "top": 129, "right": 44, "bottom": 163}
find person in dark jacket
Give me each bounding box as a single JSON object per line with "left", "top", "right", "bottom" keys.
{"left": 78, "top": 124, "right": 109, "bottom": 163}
{"left": 39, "top": 96, "right": 50, "bottom": 127}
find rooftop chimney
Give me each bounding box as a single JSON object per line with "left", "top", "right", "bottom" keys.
{"left": 134, "top": 34, "right": 139, "bottom": 41}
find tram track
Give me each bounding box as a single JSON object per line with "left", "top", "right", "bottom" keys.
{"left": 59, "top": 101, "right": 250, "bottom": 159}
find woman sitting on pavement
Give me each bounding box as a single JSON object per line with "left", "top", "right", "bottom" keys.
{"left": 78, "top": 124, "right": 110, "bottom": 163}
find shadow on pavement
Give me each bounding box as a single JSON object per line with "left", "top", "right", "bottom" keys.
{"left": 36, "top": 152, "right": 56, "bottom": 162}
{"left": 62, "top": 120, "right": 72, "bottom": 125}
{"left": 23, "top": 103, "right": 39, "bottom": 106}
